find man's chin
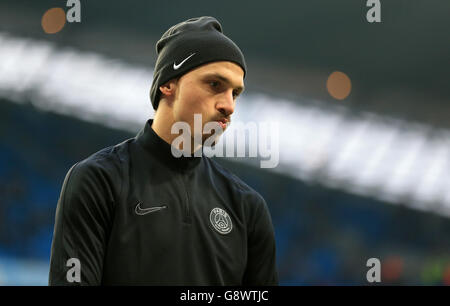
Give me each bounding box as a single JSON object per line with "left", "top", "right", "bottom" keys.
{"left": 201, "top": 131, "right": 223, "bottom": 148}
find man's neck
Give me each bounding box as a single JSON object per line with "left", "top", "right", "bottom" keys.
{"left": 151, "top": 111, "right": 202, "bottom": 155}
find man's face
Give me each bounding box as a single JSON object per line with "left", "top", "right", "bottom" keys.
{"left": 171, "top": 61, "right": 245, "bottom": 145}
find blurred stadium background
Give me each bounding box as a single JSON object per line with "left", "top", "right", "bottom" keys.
{"left": 1, "top": 0, "right": 449, "bottom": 285}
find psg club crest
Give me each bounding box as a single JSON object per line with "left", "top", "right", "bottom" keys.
{"left": 210, "top": 208, "right": 232, "bottom": 235}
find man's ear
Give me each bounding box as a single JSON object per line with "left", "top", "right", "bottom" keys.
{"left": 159, "top": 79, "right": 177, "bottom": 98}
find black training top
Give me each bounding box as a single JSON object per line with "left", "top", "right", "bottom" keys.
{"left": 48, "top": 119, "right": 278, "bottom": 285}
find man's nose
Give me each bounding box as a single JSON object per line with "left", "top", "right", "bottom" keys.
{"left": 217, "top": 90, "right": 235, "bottom": 117}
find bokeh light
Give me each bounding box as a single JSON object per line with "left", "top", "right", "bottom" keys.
{"left": 41, "top": 8, "right": 65, "bottom": 34}
{"left": 326, "top": 71, "right": 352, "bottom": 100}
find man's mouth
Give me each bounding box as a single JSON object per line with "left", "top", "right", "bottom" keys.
{"left": 215, "top": 118, "right": 229, "bottom": 130}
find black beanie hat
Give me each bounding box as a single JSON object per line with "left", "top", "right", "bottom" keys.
{"left": 149, "top": 16, "right": 247, "bottom": 110}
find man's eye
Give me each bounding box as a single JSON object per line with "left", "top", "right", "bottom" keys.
{"left": 210, "top": 81, "right": 219, "bottom": 87}
{"left": 232, "top": 90, "right": 239, "bottom": 98}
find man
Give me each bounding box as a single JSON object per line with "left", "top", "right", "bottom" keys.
{"left": 48, "top": 16, "right": 278, "bottom": 285}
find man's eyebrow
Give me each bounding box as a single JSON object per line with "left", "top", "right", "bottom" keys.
{"left": 203, "top": 73, "right": 245, "bottom": 92}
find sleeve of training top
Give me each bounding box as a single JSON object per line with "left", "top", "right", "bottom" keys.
{"left": 242, "top": 194, "right": 279, "bottom": 285}
{"left": 48, "top": 160, "right": 115, "bottom": 286}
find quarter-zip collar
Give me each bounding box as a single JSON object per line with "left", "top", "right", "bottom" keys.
{"left": 136, "top": 119, "right": 202, "bottom": 172}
